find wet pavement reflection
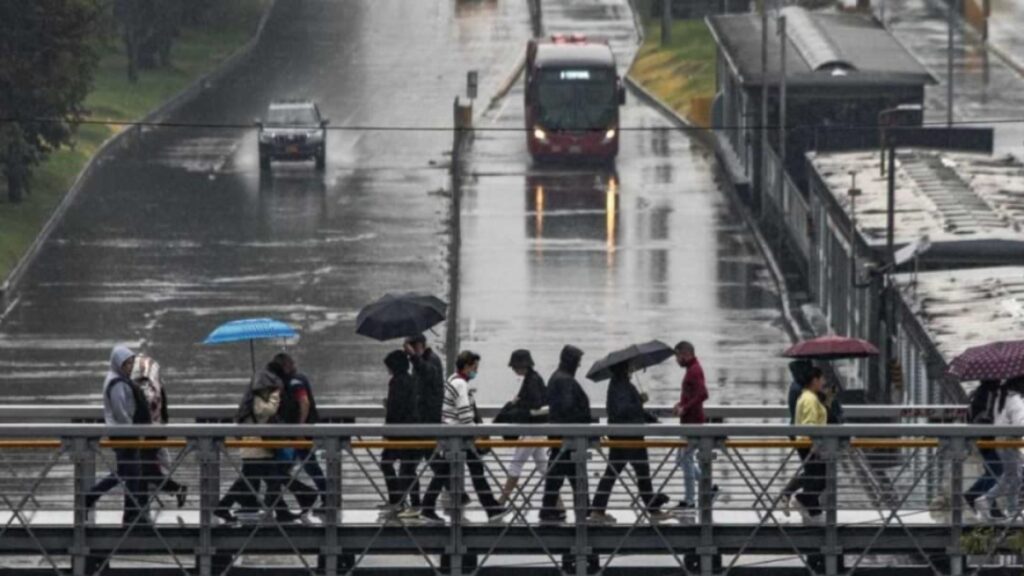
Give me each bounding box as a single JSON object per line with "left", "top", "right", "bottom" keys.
{"left": 459, "top": 0, "right": 792, "bottom": 406}
{"left": 0, "top": 0, "right": 530, "bottom": 403}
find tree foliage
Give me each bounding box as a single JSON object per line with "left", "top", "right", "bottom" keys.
{"left": 0, "top": 0, "right": 99, "bottom": 202}
{"left": 113, "top": 0, "right": 184, "bottom": 82}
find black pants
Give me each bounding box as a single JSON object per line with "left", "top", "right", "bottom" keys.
{"left": 793, "top": 448, "right": 824, "bottom": 517}
{"left": 591, "top": 446, "right": 654, "bottom": 512}
{"left": 422, "top": 450, "right": 500, "bottom": 513}
{"left": 218, "top": 459, "right": 290, "bottom": 514}
{"left": 541, "top": 447, "right": 587, "bottom": 517}
{"left": 380, "top": 448, "right": 421, "bottom": 506}
{"left": 86, "top": 448, "right": 149, "bottom": 523}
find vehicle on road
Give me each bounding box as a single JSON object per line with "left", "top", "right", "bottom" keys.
{"left": 524, "top": 35, "right": 625, "bottom": 164}
{"left": 256, "top": 100, "right": 329, "bottom": 171}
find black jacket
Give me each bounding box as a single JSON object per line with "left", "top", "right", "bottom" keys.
{"left": 606, "top": 373, "right": 657, "bottom": 438}
{"left": 385, "top": 372, "right": 419, "bottom": 425}
{"left": 547, "top": 365, "right": 591, "bottom": 425}
{"left": 412, "top": 349, "right": 445, "bottom": 424}
{"left": 516, "top": 369, "right": 548, "bottom": 420}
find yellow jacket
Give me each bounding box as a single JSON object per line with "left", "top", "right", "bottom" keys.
{"left": 795, "top": 389, "right": 826, "bottom": 427}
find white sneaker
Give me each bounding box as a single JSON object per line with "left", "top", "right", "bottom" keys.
{"left": 397, "top": 507, "right": 422, "bottom": 520}
{"left": 587, "top": 512, "right": 617, "bottom": 525}
{"left": 647, "top": 509, "right": 672, "bottom": 523}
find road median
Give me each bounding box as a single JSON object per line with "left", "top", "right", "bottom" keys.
{"left": 0, "top": 0, "right": 275, "bottom": 301}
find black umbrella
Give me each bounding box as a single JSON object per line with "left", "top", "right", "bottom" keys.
{"left": 586, "top": 340, "right": 674, "bottom": 382}
{"left": 355, "top": 292, "right": 448, "bottom": 341}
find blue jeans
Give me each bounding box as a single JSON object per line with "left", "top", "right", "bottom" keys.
{"left": 678, "top": 443, "right": 700, "bottom": 506}
{"left": 966, "top": 448, "right": 1002, "bottom": 500}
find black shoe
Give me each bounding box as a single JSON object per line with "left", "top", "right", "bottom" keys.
{"left": 990, "top": 506, "right": 1006, "bottom": 519}
{"left": 711, "top": 484, "right": 720, "bottom": 500}
{"left": 539, "top": 511, "right": 567, "bottom": 524}
{"left": 648, "top": 493, "right": 669, "bottom": 511}
{"left": 420, "top": 509, "right": 444, "bottom": 524}
{"left": 214, "top": 509, "right": 236, "bottom": 524}
{"left": 175, "top": 486, "right": 188, "bottom": 509}
{"left": 673, "top": 501, "right": 693, "bottom": 511}
{"left": 276, "top": 510, "right": 302, "bottom": 523}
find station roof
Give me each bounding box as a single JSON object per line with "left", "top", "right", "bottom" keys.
{"left": 807, "top": 149, "right": 1024, "bottom": 260}
{"left": 534, "top": 43, "right": 616, "bottom": 69}
{"left": 706, "top": 7, "right": 936, "bottom": 88}
{"left": 894, "top": 266, "right": 1024, "bottom": 364}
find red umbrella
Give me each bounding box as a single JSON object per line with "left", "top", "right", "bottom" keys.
{"left": 782, "top": 335, "right": 880, "bottom": 360}
{"left": 948, "top": 340, "right": 1024, "bottom": 382}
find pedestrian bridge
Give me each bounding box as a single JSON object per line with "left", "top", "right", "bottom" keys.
{"left": 0, "top": 404, "right": 1016, "bottom": 575}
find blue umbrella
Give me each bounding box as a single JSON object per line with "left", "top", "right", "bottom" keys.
{"left": 203, "top": 318, "right": 298, "bottom": 372}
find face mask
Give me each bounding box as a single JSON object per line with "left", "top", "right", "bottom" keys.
{"left": 467, "top": 370, "right": 478, "bottom": 381}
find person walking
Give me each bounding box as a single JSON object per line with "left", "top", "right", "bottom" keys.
{"left": 379, "top": 350, "right": 422, "bottom": 519}
{"left": 589, "top": 362, "right": 669, "bottom": 525}
{"left": 791, "top": 367, "right": 828, "bottom": 525}
{"left": 498, "top": 349, "right": 549, "bottom": 506}
{"left": 980, "top": 377, "right": 1024, "bottom": 520}
{"left": 133, "top": 354, "right": 188, "bottom": 509}
{"left": 420, "top": 351, "right": 509, "bottom": 523}
{"left": 270, "top": 353, "right": 323, "bottom": 517}
{"left": 86, "top": 346, "right": 152, "bottom": 525}
{"left": 405, "top": 333, "right": 445, "bottom": 509}
{"left": 964, "top": 379, "right": 1003, "bottom": 520}
{"left": 216, "top": 367, "right": 300, "bottom": 524}
{"left": 540, "top": 345, "right": 591, "bottom": 524}
{"left": 671, "top": 341, "right": 713, "bottom": 512}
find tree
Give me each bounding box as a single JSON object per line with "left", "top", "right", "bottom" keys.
{"left": 0, "top": 0, "right": 99, "bottom": 203}
{"left": 114, "top": 0, "right": 183, "bottom": 82}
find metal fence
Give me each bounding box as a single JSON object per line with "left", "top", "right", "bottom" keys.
{"left": 0, "top": 418, "right": 1021, "bottom": 576}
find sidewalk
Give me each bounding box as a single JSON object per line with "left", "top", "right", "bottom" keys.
{"left": 883, "top": 0, "right": 1024, "bottom": 155}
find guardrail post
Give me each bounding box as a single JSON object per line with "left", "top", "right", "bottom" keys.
{"left": 196, "top": 437, "right": 219, "bottom": 576}
{"left": 446, "top": 437, "right": 467, "bottom": 575}
{"left": 69, "top": 437, "right": 91, "bottom": 576}
{"left": 698, "top": 435, "right": 717, "bottom": 576}
{"left": 947, "top": 437, "right": 966, "bottom": 576}
{"left": 823, "top": 436, "right": 842, "bottom": 576}
{"left": 572, "top": 435, "right": 591, "bottom": 576}
{"left": 321, "top": 437, "right": 341, "bottom": 576}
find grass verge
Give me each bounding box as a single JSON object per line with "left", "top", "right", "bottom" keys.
{"left": 628, "top": 18, "right": 717, "bottom": 125}
{"left": 0, "top": 1, "right": 270, "bottom": 283}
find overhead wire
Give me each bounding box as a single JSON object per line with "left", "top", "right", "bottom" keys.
{"left": 0, "top": 115, "right": 1023, "bottom": 133}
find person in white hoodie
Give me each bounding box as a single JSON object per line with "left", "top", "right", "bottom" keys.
{"left": 980, "top": 378, "right": 1024, "bottom": 520}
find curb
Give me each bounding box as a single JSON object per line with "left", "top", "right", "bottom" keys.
{"left": 0, "top": 0, "right": 278, "bottom": 303}
{"left": 620, "top": 15, "right": 803, "bottom": 342}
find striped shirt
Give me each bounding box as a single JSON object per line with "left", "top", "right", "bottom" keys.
{"left": 442, "top": 374, "right": 475, "bottom": 425}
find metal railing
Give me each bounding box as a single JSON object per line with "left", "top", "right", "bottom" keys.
{"left": 0, "top": 420, "right": 1019, "bottom": 575}
{"left": 0, "top": 403, "right": 968, "bottom": 423}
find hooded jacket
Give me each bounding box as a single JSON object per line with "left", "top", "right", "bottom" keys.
{"left": 385, "top": 350, "right": 419, "bottom": 425}
{"left": 411, "top": 348, "right": 445, "bottom": 424}
{"left": 547, "top": 345, "right": 592, "bottom": 425}
{"left": 103, "top": 346, "right": 149, "bottom": 426}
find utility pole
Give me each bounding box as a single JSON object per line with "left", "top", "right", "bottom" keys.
{"left": 778, "top": 14, "right": 787, "bottom": 204}
{"left": 947, "top": 0, "right": 957, "bottom": 127}
{"left": 661, "top": 0, "right": 672, "bottom": 46}
{"left": 760, "top": 0, "right": 769, "bottom": 218}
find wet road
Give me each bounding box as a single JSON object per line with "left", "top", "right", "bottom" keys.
{"left": 459, "top": 0, "right": 792, "bottom": 406}
{"left": 885, "top": 0, "right": 1024, "bottom": 156}
{"left": 0, "top": 0, "right": 531, "bottom": 403}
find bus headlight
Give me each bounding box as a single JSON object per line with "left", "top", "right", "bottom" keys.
{"left": 604, "top": 128, "right": 616, "bottom": 141}
{"left": 533, "top": 127, "right": 547, "bottom": 142}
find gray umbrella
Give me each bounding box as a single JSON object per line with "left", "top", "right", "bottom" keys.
{"left": 586, "top": 340, "right": 674, "bottom": 382}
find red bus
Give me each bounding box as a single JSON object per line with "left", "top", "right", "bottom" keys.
{"left": 525, "top": 35, "right": 625, "bottom": 163}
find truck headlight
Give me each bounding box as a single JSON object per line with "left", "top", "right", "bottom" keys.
{"left": 604, "top": 128, "right": 616, "bottom": 141}
{"left": 533, "top": 127, "right": 547, "bottom": 141}
{"left": 307, "top": 131, "right": 324, "bottom": 143}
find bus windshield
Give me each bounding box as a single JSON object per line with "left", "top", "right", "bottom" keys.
{"left": 534, "top": 68, "right": 617, "bottom": 131}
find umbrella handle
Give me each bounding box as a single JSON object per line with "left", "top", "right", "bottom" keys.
{"left": 250, "top": 340, "right": 256, "bottom": 374}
